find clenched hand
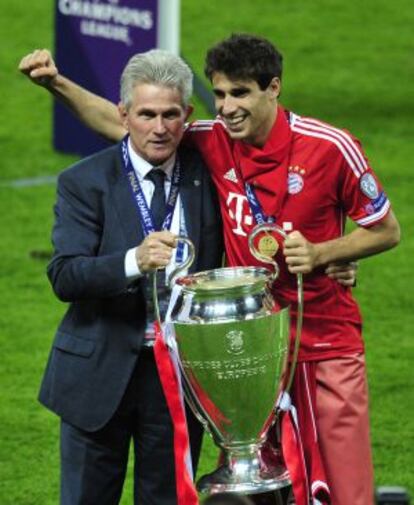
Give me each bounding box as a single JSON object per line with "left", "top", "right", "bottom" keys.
{"left": 18, "top": 49, "right": 58, "bottom": 87}
{"left": 135, "top": 231, "right": 177, "bottom": 273}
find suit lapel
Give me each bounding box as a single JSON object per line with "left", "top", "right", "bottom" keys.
{"left": 111, "top": 149, "right": 145, "bottom": 248}
{"left": 111, "top": 145, "right": 203, "bottom": 267}
{"left": 179, "top": 149, "right": 202, "bottom": 272}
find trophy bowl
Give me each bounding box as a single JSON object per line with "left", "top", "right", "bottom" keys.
{"left": 169, "top": 266, "right": 291, "bottom": 495}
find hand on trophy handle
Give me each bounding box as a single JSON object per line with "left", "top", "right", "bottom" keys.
{"left": 152, "top": 236, "right": 195, "bottom": 326}
{"left": 135, "top": 231, "right": 176, "bottom": 273}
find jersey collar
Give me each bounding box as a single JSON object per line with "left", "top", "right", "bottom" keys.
{"left": 234, "top": 105, "right": 293, "bottom": 183}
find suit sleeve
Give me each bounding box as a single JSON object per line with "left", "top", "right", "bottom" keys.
{"left": 47, "top": 170, "right": 128, "bottom": 302}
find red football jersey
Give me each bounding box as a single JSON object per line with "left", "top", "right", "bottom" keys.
{"left": 184, "top": 107, "right": 391, "bottom": 361}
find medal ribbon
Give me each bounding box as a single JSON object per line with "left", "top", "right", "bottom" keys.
{"left": 233, "top": 109, "right": 297, "bottom": 227}
{"left": 244, "top": 182, "right": 275, "bottom": 225}
{"left": 120, "top": 135, "right": 185, "bottom": 262}
{"left": 154, "top": 320, "right": 199, "bottom": 505}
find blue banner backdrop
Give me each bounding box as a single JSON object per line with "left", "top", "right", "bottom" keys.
{"left": 54, "top": 0, "right": 158, "bottom": 156}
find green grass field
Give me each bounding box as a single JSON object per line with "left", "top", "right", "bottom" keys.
{"left": 1, "top": 0, "right": 413, "bottom": 503}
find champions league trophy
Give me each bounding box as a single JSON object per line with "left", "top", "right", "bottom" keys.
{"left": 153, "top": 223, "right": 303, "bottom": 496}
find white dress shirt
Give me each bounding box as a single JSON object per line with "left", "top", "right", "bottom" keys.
{"left": 124, "top": 138, "right": 187, "bottom": 281}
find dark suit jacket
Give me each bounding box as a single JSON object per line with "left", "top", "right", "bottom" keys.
{"left": 39, "top": 143, "right": 223, "bottom": 431}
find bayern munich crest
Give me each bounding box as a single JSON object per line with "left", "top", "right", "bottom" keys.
{"left": 287, "top": 165, "right": 306, "bottom": 194}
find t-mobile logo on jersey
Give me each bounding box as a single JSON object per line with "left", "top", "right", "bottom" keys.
{"left": 226, "top": 192, "right": 253, "bottom": 236}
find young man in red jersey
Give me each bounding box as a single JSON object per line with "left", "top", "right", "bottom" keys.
{"left": 20, "top": 36, "right": 400, "bottom": 505}
{"left": 184, "top": 35, "right": 400, "bottom": 505}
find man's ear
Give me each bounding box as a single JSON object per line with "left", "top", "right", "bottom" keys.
{"left": 184, "top": 104, "right": 194, "bottom": 122}
{"left": 267, "top": 77, "right": 282, "bottom": 100}
{"left": 118, "top": 102, "right": 129, "bottom": 131}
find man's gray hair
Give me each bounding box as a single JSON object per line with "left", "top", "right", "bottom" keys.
{"left": 120, "top": 49, "right": 193, "bottom": 109}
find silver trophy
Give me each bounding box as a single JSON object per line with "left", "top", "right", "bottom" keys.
{"left": 154, "top": 223, "right": 303, "bottom": 495}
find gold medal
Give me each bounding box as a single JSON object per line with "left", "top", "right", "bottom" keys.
{"left": 257, "top": 234, "right": 279, "bottom": 258}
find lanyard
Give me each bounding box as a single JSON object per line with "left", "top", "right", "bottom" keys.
{"left": 233, "top": 117, "right": 295, "bottom": 226}
{"left": 244, "top": 182, "right": 275, "bottom": 225}
{"left": 120, "top": 136, "right": 185, "bottom": 262}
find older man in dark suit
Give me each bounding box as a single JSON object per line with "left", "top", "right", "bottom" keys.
{"left": 40, "top": 49, "right": 223, "bottom": 505}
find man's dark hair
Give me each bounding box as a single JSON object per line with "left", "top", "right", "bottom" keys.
{"left": 205, "top": 33, "right": 283, "bottom": 90}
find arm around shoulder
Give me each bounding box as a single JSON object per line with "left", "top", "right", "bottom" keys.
{"left": 47, "top": 73, "right": 126, "bottom": 143}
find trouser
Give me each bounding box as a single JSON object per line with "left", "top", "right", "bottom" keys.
{"left": 60, "top": 347, "right": 203, "bottom": 505}
{"left": 250, "top": 354, "right": 374, "bottom": 505}
{"left": 315, "top": 353, "right": 374, "bottom": 505}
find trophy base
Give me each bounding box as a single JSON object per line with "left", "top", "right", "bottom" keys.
{"left": 197, "top": 460, "right": 291, "bottom": 495}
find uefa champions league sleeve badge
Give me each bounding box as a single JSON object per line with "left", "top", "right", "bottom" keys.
{"left": 360, "top": 173, "right": 379, "bottom": 199}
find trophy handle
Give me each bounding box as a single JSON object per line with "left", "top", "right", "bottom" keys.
{"left": 151, "top": 237, "right": 222, "bottom": 443}
{"left": 248, "top": 223, "right": 303, "bottom": 393}
{"left": 248, "top": 224, "right": 281, "bottom": 282}
{"left": 153, "top": 236, "right": 195, "bottom": 326}
{"left": 180, "top": 369, "right": 223, "bottom": 446}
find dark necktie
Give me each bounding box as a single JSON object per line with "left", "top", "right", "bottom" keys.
{"left": 146, "top": 169, "right": 166, "bottom": 230}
